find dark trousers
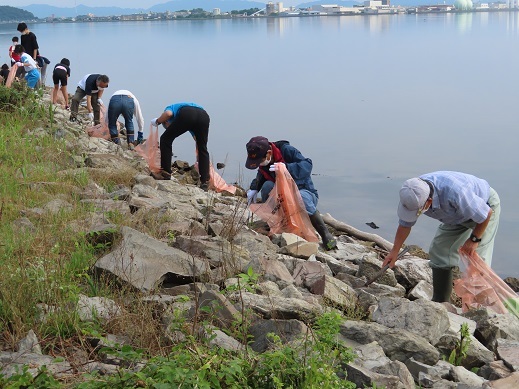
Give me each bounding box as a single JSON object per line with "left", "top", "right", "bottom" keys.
{"left": 70, "top": 87, "right": 100, "bottom": 124}
{"left": 160, "top": 106, "right": 210, "bottom": 183}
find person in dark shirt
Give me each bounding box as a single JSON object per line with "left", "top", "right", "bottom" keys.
{"left": 17, "top": 23, "right": 48, "bottom": 86}
{"left": 52, "top": 58, "right": 71, "bottom": 109}
{"left": 70, "top": 73, "right": 109, "bottom": 125}
{"left": 17, "top": 23, "right": 39, "bottom": 60}
{"left": 0, "top": 64, "right": 9, "bottom": 84}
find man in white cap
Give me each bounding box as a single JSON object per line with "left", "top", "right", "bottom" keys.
{"left": 383, "top": 171, "right": 500, "bottom": 302}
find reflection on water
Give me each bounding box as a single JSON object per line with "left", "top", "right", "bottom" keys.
{"left": 0, "top": 13, "right": 518, "bottom": 277}
{"left": 455, "top": 12, "right": 473, "bottom": 33}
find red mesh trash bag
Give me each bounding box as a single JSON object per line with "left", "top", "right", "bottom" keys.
{"left": 86, "top": 105, "right": 110, "bottom": 140}
{"left": 249, "top": 164, "right": 318, "bottom": 242}
{"left": 454, "top": 251, "right": 519, "bottom": 318}
{"left": 5, "top": 66, "right": 17, "bottom": 88}
{"left": 135, "top": 125, "right": 161, "bottom": 174}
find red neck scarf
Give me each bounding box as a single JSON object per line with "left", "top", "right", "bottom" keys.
{"left": 259, "top": 142, "right": 285, "bottom": 182}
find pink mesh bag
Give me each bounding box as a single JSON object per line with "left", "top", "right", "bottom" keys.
{"left": 249, "top": 164, "right": 318, "bottom": 242}
{"left": 86, "top": 105, "right": 111, "bottom": 140}
{"left": 135, "top": 125, "right": 161, "bottom": 174}
{"left": 454, "top": 251, "right": 519, "bottom": 318}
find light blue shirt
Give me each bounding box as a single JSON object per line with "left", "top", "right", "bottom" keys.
{"left": 162, "top": 103, "right": 203, "bottom": 134}
{"left": 164, "top": 102, "right": 203, "bottom": 117}
{"left": 399, "top": 171, "right": 491, "bottom": 227}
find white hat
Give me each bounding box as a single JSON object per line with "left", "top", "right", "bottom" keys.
{"left": 397, "top": 178, "right": 430, "bottom": 223}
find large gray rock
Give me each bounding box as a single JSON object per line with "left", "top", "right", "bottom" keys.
{"left": 198, "top": 290, "right": 242, "bottom": 330}
{"left": 339, "top": 320, "right": 440, "bottom": 365}
{"left": 248, "top": 257, "right": 294, "bottom": 286}
{"left": 292, "top": 261, "right": 332, "bottom": 288}
{"left": 0, "top": 351, "right": 72, "bottom": 379}
{"left": 479, "top": 360, "right": 514, "bottom": 381}
{"left": 95, "top": 226, "right": 209, "bottom": 291}
{"left": 372, "top": 297, "right": 450, "bottom": 345}
{"left": 327, "top": 241, "right": 370, "bottom": 262}
{"left": 76, "top": 294, "right": 123, "bottom": 323}
{"left": 348, "top": 341, "right": 415, "bottom": 389}
{"left": 315, "top": 251, "right": 359, "bottom": 276}
{"left": 434, "top": 312, "right": 494, "bottom": 370}
{"left": 310, "top": 275, "right": 358, "bottom": 310}
{"left": 230, "top": 292, "right": 322, "bottom": 320}
{"left": 248, "top": 319, "right": 308, "bottom": 353}
{"left": 496, "top": 338, "right": 519, "bottom": 372}
{"left": 464, "top": 310, "right": 519, "bottom": 351}
{"left": 357, "top": 254, "right": 398, "bottom": 287}
{"left": 393, "top": 257, "right": 433, "bottom": 289}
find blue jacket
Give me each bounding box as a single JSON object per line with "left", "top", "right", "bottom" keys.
{"left": 250, "top": 140, "right": 318, "bottom": 197}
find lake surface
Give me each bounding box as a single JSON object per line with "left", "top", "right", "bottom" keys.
{"left": 1, "top": 12, "right": 518, "bottom": 277}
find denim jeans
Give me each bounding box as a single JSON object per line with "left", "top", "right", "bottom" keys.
{"left": 108, "top": 95, "right": 135, "bottom": 142}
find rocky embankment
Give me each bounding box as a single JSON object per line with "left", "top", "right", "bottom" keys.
{"left": 1, "top": 92, "right": 519, "bottom": 388}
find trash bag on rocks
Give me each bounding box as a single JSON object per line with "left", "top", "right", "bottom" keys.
{"left": 135, "top": 125, "right": 161, "bottom": 174}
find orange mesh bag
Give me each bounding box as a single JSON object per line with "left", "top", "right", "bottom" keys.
{"left": 210, "top": 167, "right": 237, "bottom": 194}
{"left": 454, "top": 251, "right": 519, "bottom": 318}
{"left": 249, "top": 164, "right": 318, "bottom": 242}
{"left": 5, "top": 66, "right": 17, "bottom": 88}
{"left": 135, "top": 125, "right": 161, "bottom": 174}
{"left": 86, "top": 105, "right": 111, "bottom": 140}
{"left": 194, "top": 161, "right": 237, "bottom": 194}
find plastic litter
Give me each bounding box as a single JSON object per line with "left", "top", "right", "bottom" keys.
{"left": 249, "top": 163, "right": 318, "bottom": 242}
{"left": 454, "top": 251, "right": 519, "bottom": 318}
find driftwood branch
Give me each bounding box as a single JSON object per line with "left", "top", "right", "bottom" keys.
{"left": 322, "top": 213, "right": 393, "bottom": 252}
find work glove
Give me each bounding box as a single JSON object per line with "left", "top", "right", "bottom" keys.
{"left": 151, "top": 118, "right": 159, "bottom": 127}
{"left": 16, "top": 62, "right": 24, "bottom": 67}
{"left": 88, "top": 112, "right": 94, "bottom": 121}
{"left": 269, "top": 162, "right": 285, "bottom": 172}
{"left": 247, "top": 189, "right": 258, "bottom": 205}
{"left": 98, "top": 99, "right": 104, "bottom": 106}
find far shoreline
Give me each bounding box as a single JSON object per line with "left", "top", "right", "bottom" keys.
{"left": 2, "top": 8, "right": 519, "bottom": 25}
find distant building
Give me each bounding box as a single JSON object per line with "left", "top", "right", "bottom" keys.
{"left": 276, "top": 2, "right": 284, "bottom": 12}
{"left": 266, "top": 2, "right": 276, "bottom": 15}
{"left": 213, "top": 8, "right": 221, "bottom": 16}
{"left": 311, "top": 4, "right": 361, "bottom": 14}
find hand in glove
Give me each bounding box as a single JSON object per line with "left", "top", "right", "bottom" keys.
{"left": 269, "top": 162, "right": 285, "bottom": 172}
{"left": 246, "top": 189, "right": 258, "bottom": 205}
{"left": 88, "top": 112, "right": 94, "bottom": 121}
{"left": 98, "top": 99, "right": 104, "bottom": 106}
{"left": 151, "top": 118, "right": 159, "bottom": 127}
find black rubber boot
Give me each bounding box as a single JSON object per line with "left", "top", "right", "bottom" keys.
{"left": 432, "top": 267, "right": 454, "bottom": 303}
{"left": 309, "top": 210, "right": 337, "bottom": 250}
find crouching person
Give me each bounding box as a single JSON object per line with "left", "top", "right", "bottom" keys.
{"left": 245, "top": 136, "right": 337, "bottom": 250}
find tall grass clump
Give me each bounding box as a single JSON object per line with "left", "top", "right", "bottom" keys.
{"left": 0, "top": 83, "right": 96, "bottom": 343}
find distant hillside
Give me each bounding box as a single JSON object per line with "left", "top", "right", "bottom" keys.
{"left": 0, "top": 5, "right": 36, "bottom": 22}
{"left": 148, "top": 0, "right": 266, "bottom": 13}
{"left": 22, "top": 1, "right": 266, "bottom": 18}
{"left": 22, "top": 4, "right": 145, "bottom": 18}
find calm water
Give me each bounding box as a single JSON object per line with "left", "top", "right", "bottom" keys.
{"left": 1, "top": 12, "right": 518, "bottom": 277}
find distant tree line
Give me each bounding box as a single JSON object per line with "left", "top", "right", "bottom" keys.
{"left": 0, "top": 6, "right": 35, "bottom": 22}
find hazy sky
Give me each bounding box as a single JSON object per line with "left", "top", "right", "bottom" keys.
{"left": 3, "top": 0, "right": 301, "bottom": 8}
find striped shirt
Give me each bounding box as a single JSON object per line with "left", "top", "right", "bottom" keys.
{"left": 399, "top": 171, "right": 491, "bottom": 227}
